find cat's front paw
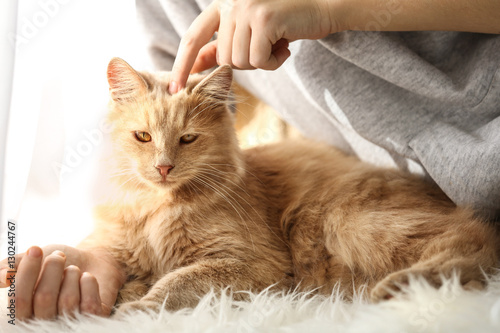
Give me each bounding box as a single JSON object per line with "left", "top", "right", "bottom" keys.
{"left": 370, "top": 271, "right": 411, "bottom": 302}
{"left": 113, "top": 300, "right": 161, "bottom": 317}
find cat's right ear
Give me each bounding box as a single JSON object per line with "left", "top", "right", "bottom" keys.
{"left": 107, "top": 57, "right": 148, "bottom": 103}
{"left": 191, "top": 65, "right": 233, "bottom": 101}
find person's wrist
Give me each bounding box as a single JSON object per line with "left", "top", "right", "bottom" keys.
{"left": 93, "top": 247, "right": 127, "bottom": 285}
{"left": 322, "top": 0, "right": 350, "bottom": 33}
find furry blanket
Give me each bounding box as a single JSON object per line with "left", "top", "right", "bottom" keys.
{"left": 2, "top": 273, "right": 500, "bottom": 333}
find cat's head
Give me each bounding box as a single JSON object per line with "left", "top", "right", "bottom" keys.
{"left": 106, "top": 57, "right": 241, "bottom": 194}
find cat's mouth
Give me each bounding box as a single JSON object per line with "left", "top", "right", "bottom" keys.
{"left": 156, "top": 177, "right": 174, "bottom": 186}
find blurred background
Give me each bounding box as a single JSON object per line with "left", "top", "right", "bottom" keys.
{"left": 0, "top": 0, "right": 151, "bottom": 256}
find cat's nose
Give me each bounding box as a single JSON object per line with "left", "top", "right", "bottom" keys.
{"left": 156, "top": 164, "right": 174, "bottom": 177}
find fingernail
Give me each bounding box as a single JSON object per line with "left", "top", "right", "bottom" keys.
{"left": 27, "top": 246, "right": 42, "bottom": 258}
{"left": 52, "top": 250, "right": 66, "bottom": 258}
{"left": 169, "top": 81, "right": 178, "bottom": 95}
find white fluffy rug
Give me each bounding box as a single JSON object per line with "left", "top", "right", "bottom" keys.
{"left": 2, "top": 273, "right": 500, "bottom": 333}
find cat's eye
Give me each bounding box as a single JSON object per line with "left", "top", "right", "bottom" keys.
{"left": 180, "top": 134, "right": 198, "bottom": 144}
{"left": 135, "top": 131, "right": 152, "bottom": 142}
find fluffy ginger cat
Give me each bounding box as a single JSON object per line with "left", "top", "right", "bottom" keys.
{"left": 84, "top": 57, "right": 499, "bottom": 314}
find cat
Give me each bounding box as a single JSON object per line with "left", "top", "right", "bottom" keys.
{"left": 83, "top": 57, "right": 499, "bottom": 314}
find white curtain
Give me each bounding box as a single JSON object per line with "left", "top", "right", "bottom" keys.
{"left": 0, "top": 1, "right": 18, "bottom": 256}
{"left": 1, "top": 0, "right": 150, "bottom": 256}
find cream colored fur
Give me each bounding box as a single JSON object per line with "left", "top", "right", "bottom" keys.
{"left": 81, "top": 58, "right": 499, "bottom": 315}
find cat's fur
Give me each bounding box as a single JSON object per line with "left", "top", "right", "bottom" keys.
{"left": 84, "top": 58, "right": 499, "bottom": 314}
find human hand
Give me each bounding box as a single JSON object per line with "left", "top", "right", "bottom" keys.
{"left": 0, "top": 244, "right": 125, "bottom": 321}
{"left": 169, "top": 0, "right": 338, "bottom": 94}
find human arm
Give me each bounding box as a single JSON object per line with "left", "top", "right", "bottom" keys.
{"left": 0, "top": 244, "right": 125, "bottom": 320}
{"left": 168, "top": 0, "right": 500, "bottom": 94}
{"left": 341, "top": 0, "right": 500, "bottom": 34}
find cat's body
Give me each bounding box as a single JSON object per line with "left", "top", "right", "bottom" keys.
{"left": 86, "top": 58, "right": 499, "bottom": 313}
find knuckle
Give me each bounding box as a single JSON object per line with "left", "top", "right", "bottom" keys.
{"left": 59, "top": 294, "right": 79, "bottom": 310}
{"left": 218, "top": 53, "right": 232, "bottom": 67}
{"left": 253, "top": 5, "right": 274, "bottom": 25}
{"left": 15, "top": 295, "right": 29, "bottom": 309}
{"left": 249, "top": 56, "right": 264, "bottom": 69}
{"left": 218, "top": 0, "right": 238, "bottom": 14}
{"left": 264, "top": 62, "right": 279, "bottom": 71}
{"left": 65, "top": 265, "right": 81, "bottom": 275}
{"left": 249, "top": 54, "right": 278, "bottom": 70}
{"left": 34, "top": 290, "right": 56, "bottom": 306}
{"left": 80, "top": 299, "right": 100, "bottom": 314}
{"left": 81, "top": 272, "right": 97, "bottom": 283}
{"left": 44, "top": 254, "right": 65, "bottom": 266}
{"left": 181, "top": 32, "right": 197, "bottom": 49}
{"left": 231, "top": 56, "right": 246, "bottom": 69}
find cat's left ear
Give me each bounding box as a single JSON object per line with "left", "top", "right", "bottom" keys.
{"left": 107, "top": 57, "right": 148, "bottom": 102}
{"left": 192, "top": 65, "right": 233, "bottom": 101}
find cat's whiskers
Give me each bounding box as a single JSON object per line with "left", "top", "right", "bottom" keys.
{"left": 192, "top": 175, "right": 250, "bottom": 224}
{"left": 190, "top": 98, "right": 233, "bottom": 122}
{"left": 107, "top": 176, "right": 144, "bottom": 208}
{"left": 108, "top": 168, "right": 136, "bottom": 178}
{"left": 195, "top": 174, "right": 273, "bottom": 249}
{"left": 116, "top": 174, "right": 140, "bottom": 190}
{"left": 188, "top": 99, "right": 212, "bottom": 116}
{"left": 196, "top": 170, "right": 253, "bottom": 212}
{"left": 203, "top": 162, "right": 266, "bottom": 187}
{"left": 187, "top": 180, "right": 239, "bottom": 233}
{"left": 199, "top": 163, "right": 248, "bottom": 187}
{"left": 190, "top": 176, "right": 249, "bottom": 237}
{"left": 190, "top": 102, "right": 217, "bottom": 121}
{"left": 188, "top": 99, "right": 220, "bottom": 121}
{"left": 197, "top": 168, "right": 287, "bottom": 248}
{"left": 194, "top": 173, "right": 253, "bottom": 223}
{"left": 196, "top": 170, "right": 270, "bottom": 241}
{"left": 194, "top": 171, "right": 283, "bottom": 251}
{"left": 195, "top": 169, "right": 259, "bottom": 220}
{"left": 191, "top": 175, "right": 256, "bottom": 251}
{"left": 196, "top": 167, "right": 249, "bottom": 196}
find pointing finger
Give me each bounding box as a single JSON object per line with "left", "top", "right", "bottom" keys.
{"left": 170, "top": 3, "right": 220, "bottom": 94}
